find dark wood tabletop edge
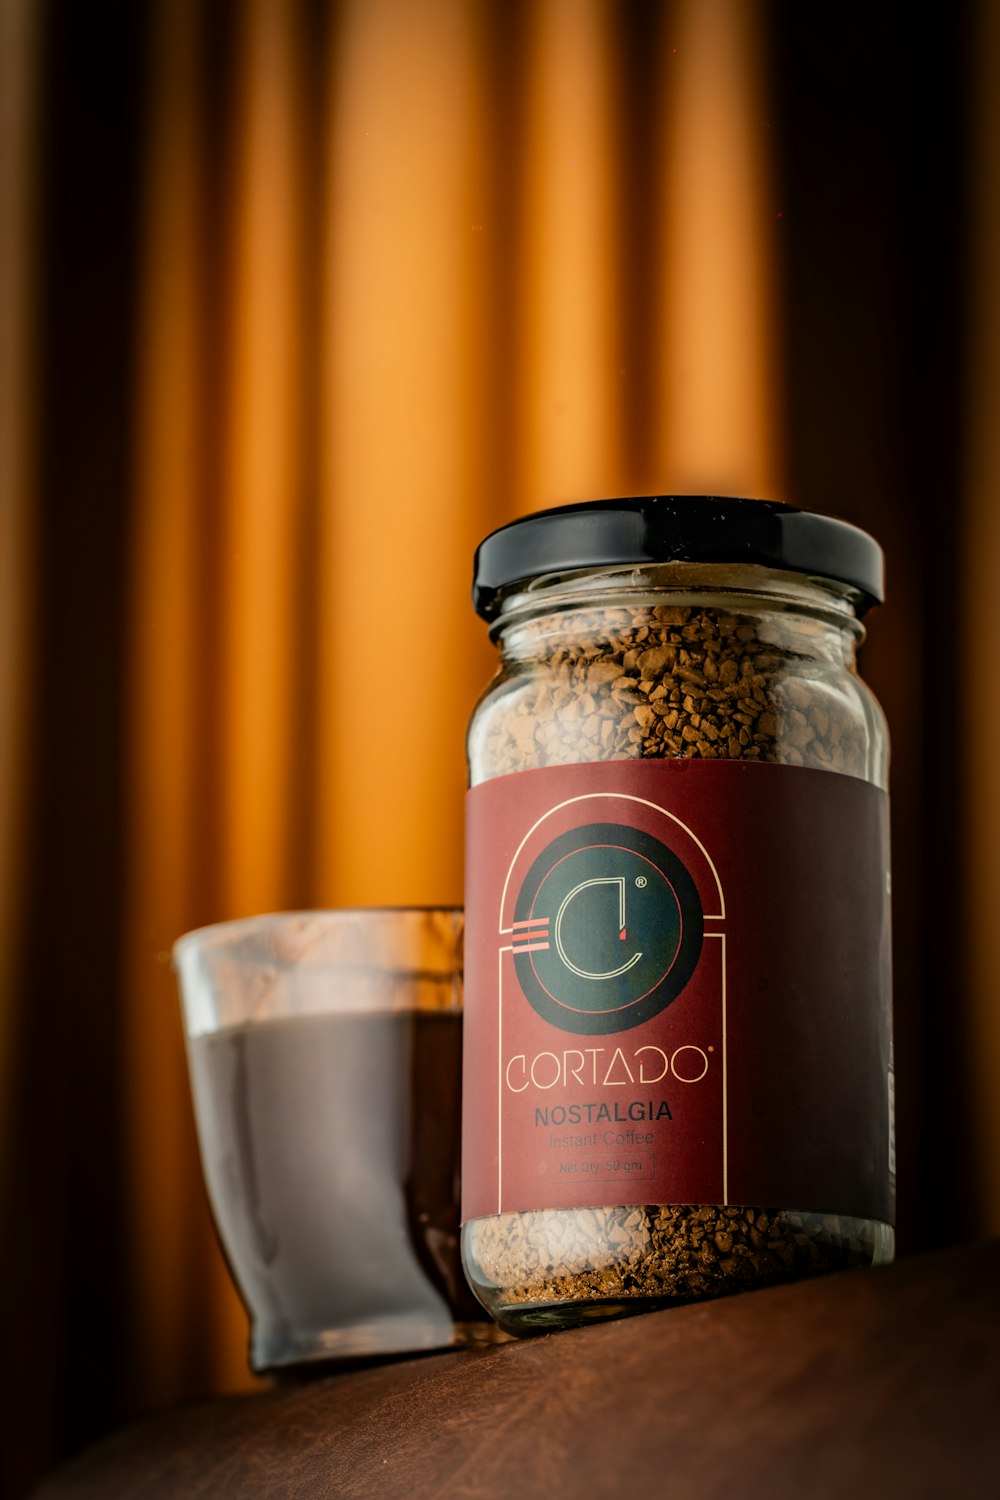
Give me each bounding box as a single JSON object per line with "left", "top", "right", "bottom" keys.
{"left": 35, "top": 1239, "right": 1000, "bottom": 1500}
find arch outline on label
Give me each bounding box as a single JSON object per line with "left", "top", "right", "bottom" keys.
{"left": 498, "top": 791, "right": 725, "bottom": 933}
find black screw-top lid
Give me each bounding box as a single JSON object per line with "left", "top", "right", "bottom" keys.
{"left": 472, "top": 495, "right": 884, "bottom": 621}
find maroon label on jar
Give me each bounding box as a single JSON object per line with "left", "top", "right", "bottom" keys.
{"left": 462, "top": 760, "right": 894, "bottom": 1226}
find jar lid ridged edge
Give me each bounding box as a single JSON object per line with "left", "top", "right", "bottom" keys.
{"left": 472, "top": 496, "right": 885, "bottom": 621}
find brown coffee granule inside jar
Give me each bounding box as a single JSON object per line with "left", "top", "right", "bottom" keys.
{"left": 465, "top": 1205, "right": 876, "bottom": 1320}
{"left": 476, "top": 601, "right": 870, "bottom": 781}
{"left": 465, "top": 595, "right": 884, "bottom": 1324}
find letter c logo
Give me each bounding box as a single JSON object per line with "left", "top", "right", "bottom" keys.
{"left": 554, "top": 876, "right": 643, "bottom": 980}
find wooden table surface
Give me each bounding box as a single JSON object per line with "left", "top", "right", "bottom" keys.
{"left": 40, "top": 1240, "right": 1000, "bottom": 1499}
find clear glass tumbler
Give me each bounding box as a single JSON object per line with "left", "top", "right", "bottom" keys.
{"left": 174, "top": 907, "right": 483, "bottom": 1372}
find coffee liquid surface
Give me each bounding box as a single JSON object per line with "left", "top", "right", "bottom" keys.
{"left": 188, "top": 1009, "right": 475, "bottom": 1367}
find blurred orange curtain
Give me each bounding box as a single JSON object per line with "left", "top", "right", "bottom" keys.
{"left": 654, "top": 0, "right": 779, "bottom": 495}
{"left": 963, "top": 0, "right": 1000, "bottom": 1240}
{"left": 0, "top": 0, "right": 38, "bottom": 1180}
{"left": 121, "top": 0, "right": 779, "bottom": 1402}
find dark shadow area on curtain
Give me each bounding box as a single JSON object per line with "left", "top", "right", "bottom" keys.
{"left": 768, "top": 0, "right": 971, "bottom": 1256}
{"left": 0, "top": 3, "right": 146, "bottom": 1495}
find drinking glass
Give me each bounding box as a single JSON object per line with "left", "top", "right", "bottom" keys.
{"left": 174, "top": 908, "right": 483, "bottom": 1372}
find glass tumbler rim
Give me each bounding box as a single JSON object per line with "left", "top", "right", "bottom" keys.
{"left": 174, "top": 907, "right": 464, "bottom": 1040}
{"left": 172, "top": 905, "right": 464, "bottom": 967}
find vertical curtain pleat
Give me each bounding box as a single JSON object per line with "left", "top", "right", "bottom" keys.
{"left": 126, "top": 0, "right": 253, "bottom": 1406}
{"left": 515, "top": 0, "right": 621, "bottom": 507}
{"left": 219, "top": 0, "right": 305, "bottom": 922}
{"left": 654, "top": 0, "right": 780, "bottom": 497}
{"left": 126, "top": 0, "right": 210, "bottom": 1405}
{"left": 0, "top": 0, "right": 38, "bottom": 1181}
{"left": 211, "top": 0, "right": 310, "bottom": 1382}
{"left": 964, "top": 0, "right": 1000, "bottom": 1238}
{"left": 316, "top": 0, "right": 493, "bottom": 906}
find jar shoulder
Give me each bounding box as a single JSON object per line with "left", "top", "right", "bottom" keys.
{"left": 468, "top": 612, "right": 888, "bottom": 791}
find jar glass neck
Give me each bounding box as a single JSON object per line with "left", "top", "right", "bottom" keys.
{"left": 492, "top": 563, "right": 864, "bottom": 670}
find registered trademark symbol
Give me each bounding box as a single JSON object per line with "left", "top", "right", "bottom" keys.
{"left": 635, "top": 875, "right": 647, "bottom": 888}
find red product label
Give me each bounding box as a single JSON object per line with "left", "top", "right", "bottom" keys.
{"left": 462, "top": 760, "right": 894, "bottom": 1226}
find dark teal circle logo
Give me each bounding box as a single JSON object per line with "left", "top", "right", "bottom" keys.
{"left": 512, "top": 822, "right": 703, "bottom": 1035}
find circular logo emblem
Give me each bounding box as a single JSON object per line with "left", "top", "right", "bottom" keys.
{"left": 512, "top": 822, "right": 704, "bottom": 1035}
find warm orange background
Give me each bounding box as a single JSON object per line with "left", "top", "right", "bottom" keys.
{"left": 1, "top": 1, "right": 998, "bottom": 1494}
{"left": 127, "top": 0, "right": 783, "bottom": 1400}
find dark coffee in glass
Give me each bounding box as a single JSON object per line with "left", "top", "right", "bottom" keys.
{"left": 176, "top": 910, "right": 481, "bottom": 1371}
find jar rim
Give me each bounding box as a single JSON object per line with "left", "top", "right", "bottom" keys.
{"left": 472, "top": 496, "right": 884, "bottom": 622}
{"left": 489, "top": 563, "right": 867, "bottom": 647}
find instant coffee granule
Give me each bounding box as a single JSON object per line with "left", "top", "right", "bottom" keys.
{"left": 465, "top": 597, "right": 880, "bottom": 1314}
{"left": 467, "top": 1205, "right": 874, "bottom": 1313}
{"left": 474, "top": 601, "right": 870, "bottom": 780}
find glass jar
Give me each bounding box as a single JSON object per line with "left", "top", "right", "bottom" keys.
{"left": 461, "top": 496, "right": 894, "bottom": 1336}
